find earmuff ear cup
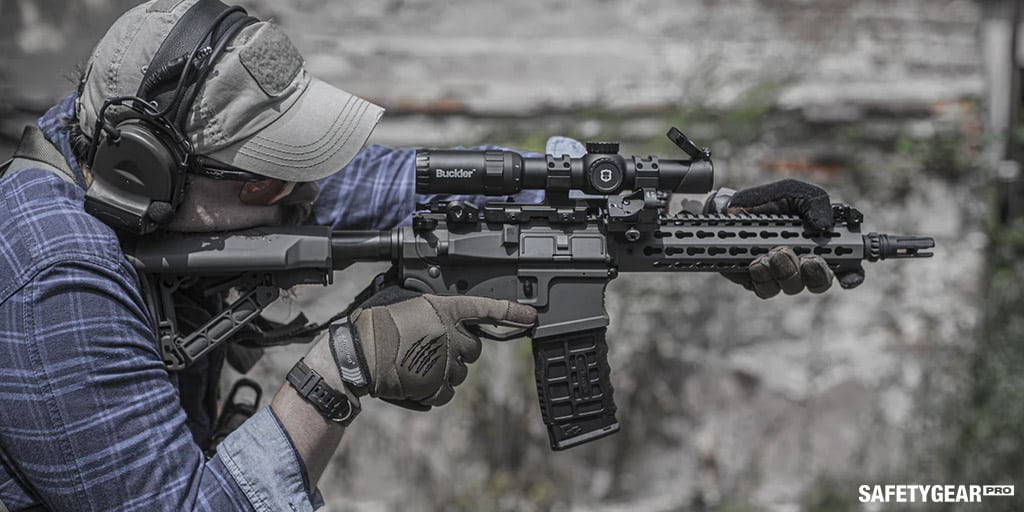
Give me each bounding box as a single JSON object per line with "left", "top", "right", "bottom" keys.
{"left": 83, "top": 2, "right": 254, "bottom": 235}
{"left": 84, "top": 119, "right": 186, "bottom": 234}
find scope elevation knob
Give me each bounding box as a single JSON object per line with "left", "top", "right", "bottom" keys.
{"left": 586, "top": 142, "right": 619, "bottom": 154}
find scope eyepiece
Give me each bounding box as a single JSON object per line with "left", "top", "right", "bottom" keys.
{"left": 415, "top": 150, "right": 524, "bottom": 195}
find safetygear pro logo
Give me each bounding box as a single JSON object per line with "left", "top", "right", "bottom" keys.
{"left": 858, "top": 484, "right": 1014, "bottom": 504}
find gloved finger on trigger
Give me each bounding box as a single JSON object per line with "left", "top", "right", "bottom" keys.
{"left": 800, "top": 255, "right": 834, "bottom": 293}
{"left": 749, "top": 254, "right": 781, "bottom": 299}
{"left": 768, "top": 247, "right": 804, "bottom": 295}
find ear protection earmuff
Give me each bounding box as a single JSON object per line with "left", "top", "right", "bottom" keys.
{"left": 84, "top": 0, "right": 257, "bottom": 235}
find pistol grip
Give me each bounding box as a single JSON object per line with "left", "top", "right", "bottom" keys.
{"left": 532, "top": 328, "right": 619, "bottom": 450}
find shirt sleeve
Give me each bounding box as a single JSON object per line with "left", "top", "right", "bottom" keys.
{"left": 310, "top": 144, "right": 545, "bottom": 230}
{"left": 0, "top": 255, "right": 317, "bottom": 511}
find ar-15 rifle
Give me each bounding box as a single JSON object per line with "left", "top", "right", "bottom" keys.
{"left": 124, "top": 128, "right": 934, "bottom": 450}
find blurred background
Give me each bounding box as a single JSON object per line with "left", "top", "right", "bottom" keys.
{"left": 2, "top": 0, "right": 1021, "bottom": 510}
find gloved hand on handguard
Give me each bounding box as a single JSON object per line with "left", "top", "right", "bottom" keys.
{"left": 705, "top": 179, "right": 866, "bottom": 298}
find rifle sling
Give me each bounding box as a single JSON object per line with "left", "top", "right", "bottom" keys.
{"left": 0, "top": 126, "right": 77, "bottom": 185}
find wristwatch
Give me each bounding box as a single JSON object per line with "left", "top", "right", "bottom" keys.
{"left": 286, "top": 358, "right": 360, "bottom": 426}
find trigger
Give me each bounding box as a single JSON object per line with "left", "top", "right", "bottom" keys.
{"left": 472, "top": 323, "right": 532, "bottom": 341}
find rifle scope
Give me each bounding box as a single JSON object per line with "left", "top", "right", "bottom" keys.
{"left": 415, "top": 127, "right": 714, "bottom": 196}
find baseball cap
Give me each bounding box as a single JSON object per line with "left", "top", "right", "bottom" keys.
{"left": 77, "top": 0, "right": 384, "bottom": 182}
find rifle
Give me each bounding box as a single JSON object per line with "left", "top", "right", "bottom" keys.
{"left": 123, "top": 128, "right": 934, "bottom": 450}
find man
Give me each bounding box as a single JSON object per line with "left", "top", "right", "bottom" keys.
{"left": 0, "top": 1, "right": 861, "bottom": 511}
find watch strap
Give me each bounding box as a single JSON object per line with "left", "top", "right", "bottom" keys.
{"left": 287, "top": 358, "right": 359, "bottom": 426}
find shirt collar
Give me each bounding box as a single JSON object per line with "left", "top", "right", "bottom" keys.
{"left": 36, "top": 92, "right": 86, "bottom": 188}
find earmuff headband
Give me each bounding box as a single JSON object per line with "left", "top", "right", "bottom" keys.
{"left": 85, "top": 0, "right": 259, "bottom": 234}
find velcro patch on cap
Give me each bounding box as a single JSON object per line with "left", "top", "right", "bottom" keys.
{"left": 240, "top": 24, "right": 303, "bottom": 96}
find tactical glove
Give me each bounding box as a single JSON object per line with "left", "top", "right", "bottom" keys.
{"left": 706, "top": 179, "right": 866, "bottom": 298}
{"left": 331, "top": 286, "right": 536, "bottom": 410}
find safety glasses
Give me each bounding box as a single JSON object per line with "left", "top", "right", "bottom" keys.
{"left": 192, "top": 157, "right": 294, "bottom": 206}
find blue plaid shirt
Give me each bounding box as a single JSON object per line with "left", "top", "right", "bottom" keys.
{"left": 0, "top": 94, "right": 541, "bottom": 511}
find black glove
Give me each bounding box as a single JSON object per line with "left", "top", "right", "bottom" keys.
{"left": 332, "top": 286, "right": 536, "bottom": 411}
{"left": 706, "top": 179, "right": 865, "bottom": 298}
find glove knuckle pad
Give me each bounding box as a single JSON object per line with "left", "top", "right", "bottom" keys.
{"left": 799, "top": 256, "right": 834, "bottom": 293}
{"left": 749, "top": 255, "right": 773, "bottom": 283}
{"left": 752, "top": 280, "right": 781, "bottom": 299}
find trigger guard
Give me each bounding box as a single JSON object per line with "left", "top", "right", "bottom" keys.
{"left": 473, "top": 323, "right": 530, "bottom": 341}
{"left": 401, "top": 277, "right": 435, "bottom": 294}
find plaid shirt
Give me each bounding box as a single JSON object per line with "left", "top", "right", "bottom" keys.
{"left": 0, "top": 94, "right": 542, "bottom": 512}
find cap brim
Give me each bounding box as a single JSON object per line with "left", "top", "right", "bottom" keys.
{"left": 206, "top": 77, "right": 384, "bottom": 182}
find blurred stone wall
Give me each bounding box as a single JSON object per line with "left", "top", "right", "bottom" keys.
{"left": 0, "top": 0, "right": 984, "bottom": 148}
{"left": 0, "top": 1, "right": 989, "bottom": 511}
